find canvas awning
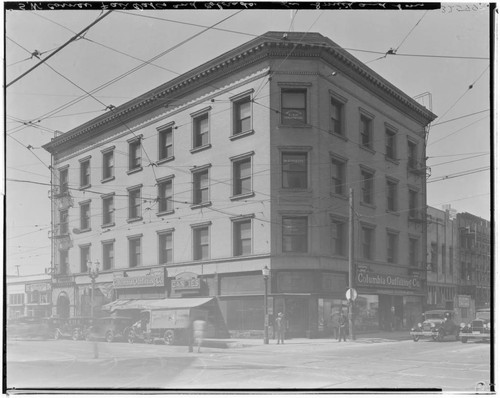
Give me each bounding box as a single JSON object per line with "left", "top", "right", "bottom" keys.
{"left": 102, "top": 297, "right": 214, "bottom": 312}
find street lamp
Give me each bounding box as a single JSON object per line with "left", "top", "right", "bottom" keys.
{"left": 87, "top": 260, "right": 100, "bottom": 319}
{"left": 262, "top": 265, "right": 270, "bottom": 344}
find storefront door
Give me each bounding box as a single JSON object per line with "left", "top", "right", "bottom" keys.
{"left": 284, "top": 297, "right": 308, "bottom": 338}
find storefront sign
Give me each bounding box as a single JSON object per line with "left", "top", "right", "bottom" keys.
{"left": 356, "top": 269, "right": 422, "bottom": 291}
{"left": 25, "top": 283, "right": 51, "bottom": 293}
{"left": 114, "top": 268, "right": 164, "bottom": 289}
{"left": 172, "top": 272, "right": 201, "bottom": 292}
{"left": 458, "top": 295, "right": 471, "bottom": 308}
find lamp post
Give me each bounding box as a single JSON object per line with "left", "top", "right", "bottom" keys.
{"left": 87, "top": 260, "right": 100, "bottom": 319}
{"left": 262, "top": 265, "right": 270, "bottom": 344}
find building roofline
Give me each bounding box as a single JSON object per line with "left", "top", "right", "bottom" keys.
{"left": 43, "top": 31, "right": 437, "bottom": 154}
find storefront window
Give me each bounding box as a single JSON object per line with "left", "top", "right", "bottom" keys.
{"left": 354, "top": 295, "right": 379, "bottom": 332}
{"left": 318, "top": 298, "right": 348, "bottom": 337}
{"left": 403, "top": 296, "right": 422, "bottom": 330}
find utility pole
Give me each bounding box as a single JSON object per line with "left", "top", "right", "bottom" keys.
{"left": 348, "top": 188, "right": 355, "bottom": 341}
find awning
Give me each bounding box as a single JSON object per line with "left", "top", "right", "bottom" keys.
{"left": 102, "top": 297, "right": 214, "bottom": 312}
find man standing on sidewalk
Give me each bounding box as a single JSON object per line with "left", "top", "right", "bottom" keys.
{"left": 338, "top": 312, "right": 347, "bottom": 342}
{"left": 275, "top": 312, "right": 286, "bottom": 344}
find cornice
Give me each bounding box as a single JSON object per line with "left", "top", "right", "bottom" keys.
{"left": 43, "top": 33, "right": 436, "bottom": 154}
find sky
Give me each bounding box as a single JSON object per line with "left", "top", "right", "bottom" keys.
{"left": 5, "top": 4, "right": 492, "bottom": 276}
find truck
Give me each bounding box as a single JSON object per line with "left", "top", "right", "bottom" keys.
{"left": 126, "top": 307, "right": 209, "bottom": 345}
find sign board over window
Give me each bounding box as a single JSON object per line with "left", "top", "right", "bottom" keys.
{"left": 114, "top": 268, "right": 164, "bottom": 289}
{"left": 172, "top": 272, "right": 201, "bottom": 293}
{"left": 25, "top": 283, "right": 51, "bottom": 293}
{"left": 458, "top": 295, "right": 471, "bottom": 308}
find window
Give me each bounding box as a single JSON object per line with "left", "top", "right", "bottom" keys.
{"left": 281, "top": 88, "right": 306, "bottom": 125}
{"left": 80, "top": 245, "right": 90, "bottom": 273}
{"left": 442, "top": 244, "right": 446, "bottom": 272}
{"left": 409, "top": 238, "right": 419, "bottom": 267}
{"left": 361, "top": 169, "right": 374, "bottom": 205}
{"left": 430, "top": 243, "right": 438, "bottom": 271}
{"left": 102, "top": 241, "right": 114, "bottom": 270}
{"left": 193, "top": 226, "right": 209, "bottom": 260}
{"left": 385, "top": 128, "right": 397, "bottom": 160}
{"left": 233, "top": 96, "right": 252, "bottom": 135}
{"left": 102, "top": 195, "right": 114, "bottom": 226}
{"left": 59, "top": 210, "right": 69, "bottom": 235}
{"left": 449, "top": 247, "right": 454, "bottom": 275}
{"left": 192, "top": 167, "right": 209, "bottom": 206}
{"left": 330, "top": 97, "right": 344, "bottom": 135}
{"left": 282, "top": 152, "right": 307, "bottom": 189}
{"left": 128, "top": 187, "right": 141, "bottom": 220}
{"left": 158, "top": 231, "right": 173, "bottom": 264}
{"left": 59, "top": 250, "right": 69, "bottom": 275}
{"left": 233, "top": 219, "right": 252, "bottom": 256}
{"left": 409, "top": 189, "right": 419, "bottom": 219}
{"left": 129, "top": 139, "right": 142, "bottom": 171}
{"left": 157, "top": 178, "right": 173, "bottom": 213}
{"left": 360, "top": 114, "right": 373, "bottom": 148}
{"left": 331, "top": 157, "right": 346, "bottom": 195}
{"left": 408, "top": 140, "right": 418, "bottom": 169}
{"left": 159, "top": 127, "right": 173, "bottom": 160}
{"left": 59, "top": 168, "right": 69, "bottom": 195}
{"left": 282, "top": 216, "right": 308, "bottom": 253}
{"left": 10, "top": 294, "right": 24, "bottom": 305}
{"left": 387, "top": 232, "right": 398, "bottom": 263}
{"left": 361, "top": 226, "right": 374, "bottom": 260}
{"left": 80, "top": 201, "right": 91, "bottom": 230}
{"left": 331, "top": 219, "right": 346, "bottom": 256}
{"left": 387, "top": 179, "right": 398, "bottom": 212}
{"left": 193, "top": 113, "right": 209, "bottom": 148}
{"left": 233, "top": 157, "right": 252, "bottom": 196}
{"left": 80, "top": 158, "right": 90, "bottom": 187}
{"left": 102, "top": 150, "right": 114, "bottom": 181}
{"left": 128, "top": 236, "right": 141, "bottom": 268}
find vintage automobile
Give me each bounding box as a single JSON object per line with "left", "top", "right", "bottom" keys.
{"left": 127, "top": 307, "right": 209, "bottom": 345}
{"left": 85, "top": 316, "right": 135, "bottom": 343}
{"left": 67, "top": 317, "right": 94, "bottom": 340}
{"left": 459, "top": 308, "right": 490, "bottom": 343}
{"left": 410, "top": 310, "right": 460, "bottom": 342}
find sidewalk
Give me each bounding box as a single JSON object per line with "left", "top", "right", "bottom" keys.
{"left": 203, "top": 330, "right": 411, "bottom": 349}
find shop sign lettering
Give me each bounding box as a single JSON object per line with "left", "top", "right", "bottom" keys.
{"left": 172, "top": 272, "right": 201, "bottom": 292}
{"left": 356, "top": 271, "right": 421, "bottom": 290}
{"left": 25, "top": 283, "right": 51, "bottom": 293}
{"left": 114, "top": 270, "right": 164, "bottom": 289}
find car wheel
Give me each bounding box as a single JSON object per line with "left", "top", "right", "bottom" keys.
{"left": 127, "top": 330, "right": 135, "bottom": 344}
{"left": 72, "top": 330, "right": 80, "bottom": 341}
{"left": 413, "top": 336, "right": 420, "bottom": 342}
{"left": 105, "top": 332, "right": 114, "bottom": 343}
{"left": 164, "top": 330, "right": 175, "bottom": 345}
{"left": 436, "top": 331, "right": 444, "bottom": 342}
{"left": 461, "top": 337, "right": 468, "bottom": 343}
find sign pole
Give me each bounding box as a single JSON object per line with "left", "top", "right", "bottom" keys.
{"left": 348, "top": 188, "right": 355, "bottom": 341}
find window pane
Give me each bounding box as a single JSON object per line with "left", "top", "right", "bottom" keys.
{"left": 282, "top": 91, "right": 305, "bottom": 108}
{"left": 283, "top": 217, "right": 307, "bottom": 252}
{"left": 282, "top": 90, "right": 306, "bottom": 124}
{"left": 282, "top": 153, "right": 307, "bottom": 189}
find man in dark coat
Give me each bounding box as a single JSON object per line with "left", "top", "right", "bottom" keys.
{"left": 338, "top": 312, "right": 347, "bottom": 342}
{"left": 275, "top": 312, "right": 286, "bottom": 344}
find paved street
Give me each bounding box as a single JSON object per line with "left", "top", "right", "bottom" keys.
{"left": 6, "top": 336, "right": 490, "bottom": 391}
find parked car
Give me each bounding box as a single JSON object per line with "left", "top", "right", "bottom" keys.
{"left": 459, "top": 308, "right": 490, "bottom": 343}
{"left": 66, "top": 317, "right": 94, "bottom": 340}
{"left": 85, "top": 316, "right": 135, "bottom": 342}
{"left": 410, "top": 310, "right": 460, "bottom": 342}
{"left": 127, "top": 307, "right": 208, "bottom": 345}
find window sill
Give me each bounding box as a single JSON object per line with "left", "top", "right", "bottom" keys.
{"left": 191, "top": 201, "right": 212, "bottom": 210}
{"left": 79, "top": 228, "right": 91, "bottom": 233}
{"left": 279, "top": 188, "right": 312, "bottom": 193}
{"left": 329, "top": 131, "right": 348, "bottom": 141}
{"left": 79, "top": 184, "right": 91, "bottom": 190}
{"left": 190, "top": 144, "right": 212, "bottom": 154}
{"left": 360, "top": 201, "right": 376, "bottom": 209}
{"left": 386, "top": 210, "right": 400, "bottom": 216}
{"left": 230, "top": 129, "right": 254, "bottom": 141}
{"left": 278, "top": 123, "right": 312, "bottom": 129}
{"left": 359, "top": 144, "right": 376, "bottom": 154}
{"left": 127, "top": 167, "right": 143, "bottom": 175}
{"left": 230, "top": 192, "right": 255, "bottom": 201}
{"left": 157, "top": 156, "right": 175, "bottom": 165}
{"left": 101, "top": 222, "right": 116, "bottom": 228}
{"left": 101, "top": 176, "right": 115, "bottom": 184}
{"left": 127, "top": 217, "right": 143, "bottom": 223}
{"left": 385, "top": 156, "right": 400, "bottom": 165}
{"left": 157, "top": 210, "right": 175, "bottom": 217}
{"left": 281, "top": 251, "right": 309, "bottom": 256}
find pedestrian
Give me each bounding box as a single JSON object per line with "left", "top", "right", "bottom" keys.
{"left": 275, "top": 312, "right": 286, "bottom": 344}
{"left": 338, "top": 312, "right": 347, "bottom": 342}
{"left": 331, "top": 311, "right": 340, "bottom": 340}
{"left": 193, "top": 319, "right": 207, "bottom": 353}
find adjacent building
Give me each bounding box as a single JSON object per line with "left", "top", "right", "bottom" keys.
{"left": 43, "top": 32, "right": 436, "bottom": 337}
{"left": 6, "top": 274, "right": 52, "bottom": 320}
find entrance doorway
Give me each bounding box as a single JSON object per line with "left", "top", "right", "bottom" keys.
{"left": 56, "top": 292, "right": 70, "bottom": 318}
{"left": 379, "top": 295, "right": 403, "bottom": 331}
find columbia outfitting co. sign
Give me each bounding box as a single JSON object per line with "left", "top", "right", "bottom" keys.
{"left": 355, "top": 267, "right": 422, "bottom": 291}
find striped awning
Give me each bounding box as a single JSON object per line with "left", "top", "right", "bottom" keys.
{"left": 102, "top": 297, "right": 214, "bottom": 312}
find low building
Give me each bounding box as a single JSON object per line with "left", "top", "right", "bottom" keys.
{"left": 7, "top": 274, "right": 52, "bottom": 320}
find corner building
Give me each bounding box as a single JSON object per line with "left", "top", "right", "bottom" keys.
{"left": 43, "top": 32, "right": 436, "bottom": 337}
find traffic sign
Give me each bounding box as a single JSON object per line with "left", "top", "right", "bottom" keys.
{"left": 346, "top": 288, "right": 358, "bottom": 301}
